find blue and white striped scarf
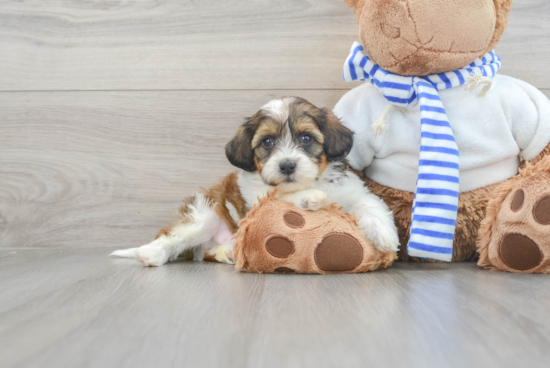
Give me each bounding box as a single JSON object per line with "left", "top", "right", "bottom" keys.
{"left": 343, "top": 41, "right": 501, "bottom": 261}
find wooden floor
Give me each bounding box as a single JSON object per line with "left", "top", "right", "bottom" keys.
{"left": 1, "top": 248, "right": 550, "bottom": 368}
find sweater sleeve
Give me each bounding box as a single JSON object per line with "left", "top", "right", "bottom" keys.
{"left": 333, "top": 85, "right": 377, "bottom": 171}
{"left": 506, "top": 78, "right": 550, "bottom": 161}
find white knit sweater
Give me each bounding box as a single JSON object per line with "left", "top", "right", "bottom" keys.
{"left": 334, "top": 75, "right": 550, "bottom": 193}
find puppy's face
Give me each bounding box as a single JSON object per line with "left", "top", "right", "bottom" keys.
{"left": 226, "top": 97, "right": 353, "bottom": 192}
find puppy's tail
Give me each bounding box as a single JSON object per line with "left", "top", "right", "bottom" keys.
{"left": 110, "top": 248, "right": 137, "bottom": 258}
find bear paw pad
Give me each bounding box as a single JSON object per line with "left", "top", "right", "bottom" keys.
{"left": 314, "top": 233, "right": 363, "bottom": 272}
{"left": 481, "top": 173, "right": 550, "bottom": 273}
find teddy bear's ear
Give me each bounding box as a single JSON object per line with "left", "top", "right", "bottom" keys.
{"left": 225, "top": 119, "right": 257, "bottom": 172}
{"left": 317, "top": 109, "right": 354, "bottom": 162}
{"left": 484, "top": 0, "right": 513, "bottom": 55}
{"left": 343, "top": 0, "right": 366, "bottom": 16}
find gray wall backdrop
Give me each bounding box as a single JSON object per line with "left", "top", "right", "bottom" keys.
{"left": 0, "top": 0, "right": 549, "bottom": 249}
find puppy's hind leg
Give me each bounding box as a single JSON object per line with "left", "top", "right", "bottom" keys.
{"left": 204, "top": 219, "right": 236, "bottom": 265}
{"left": 111, "top": 193, "right": 226, "bottom": 267}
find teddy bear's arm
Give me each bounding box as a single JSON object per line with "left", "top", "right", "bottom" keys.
{"left": 526, "top": 143, "right": 550, "bottom": 167}
{"left": 507, "top": 78, "right": 550, "bottom": 163}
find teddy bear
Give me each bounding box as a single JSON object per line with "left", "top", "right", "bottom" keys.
{"left": 229, "top": 0, "right": 550, "bottom": 274}
{"left": 332, "top": 0, "right": 550, "bottom": 272}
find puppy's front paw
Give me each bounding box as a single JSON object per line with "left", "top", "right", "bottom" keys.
{"left": 372, "top": 227, "right": 400, "bottom": 253}
{"left": 359, "top": 217, "right": 400, "bottom": 253}
{"left": 135, "top": 244, "right": 170, "bottom": 267}
{"left": 300, "top": 190, "right": 327, "bottom": 211}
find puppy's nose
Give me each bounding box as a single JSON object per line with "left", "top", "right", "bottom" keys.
{"left": 279, "top": 161, "right": 296, "bottom": 175}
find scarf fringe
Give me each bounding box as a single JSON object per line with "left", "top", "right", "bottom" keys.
{"left": 465, "top": 71, "right": 493, "bottom": 97}
{"left": 372, "top": 105, "right": 407, "bottom": 136}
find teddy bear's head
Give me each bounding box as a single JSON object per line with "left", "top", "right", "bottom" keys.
{"left": 344, "top": 0, "right": 513, "bottom": 76}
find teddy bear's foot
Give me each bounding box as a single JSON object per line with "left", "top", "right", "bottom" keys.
{"left": 478, "top": 159, "right": 550, "bottom": 273}
{"left": 233, "top": 193, "right": 396, "bottom": 274}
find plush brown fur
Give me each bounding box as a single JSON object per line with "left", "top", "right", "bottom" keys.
{"left": 344, "top": 0, "right": 512, "bottom": 76}
{"left": 233, "top": 191, "right": 396, "bottom": 274}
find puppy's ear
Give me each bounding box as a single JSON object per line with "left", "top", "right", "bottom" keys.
{"left": 317, "top": 108, "right": 354, "bottom": 162}
{"left": 225, "top": 120, "right": 257, "bottom": 172}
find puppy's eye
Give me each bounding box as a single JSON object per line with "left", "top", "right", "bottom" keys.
{"left": 300, "top": 134, "right": 312, "bottom": 145}
{"left": 262, "top": 137, "right": 274, "bottom": 149}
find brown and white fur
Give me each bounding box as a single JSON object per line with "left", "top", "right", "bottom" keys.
{"left": 111, "top": 97, "right": 399, "bottom": 266}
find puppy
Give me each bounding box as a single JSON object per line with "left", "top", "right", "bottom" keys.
{"left": 111, "top": 97, "right": 399, "bottom": 266}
